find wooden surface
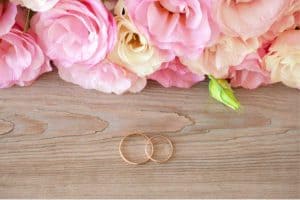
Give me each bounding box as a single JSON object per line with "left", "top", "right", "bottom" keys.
{"left": 0, "top": 71, "right": 299, "bottom": 198}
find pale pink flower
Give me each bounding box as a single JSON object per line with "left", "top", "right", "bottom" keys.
{"left": 125, "top": 0, "right": 219, "bottom": 56}
{"left": 31, "top": 0, "right": 116, "bottom": 68}
{"left": 264, "top": 30, "right": 300, "bottom": 89}
{"left": 58, "top": 60, "right": 146, "bottom": 94}
{"left": 181, "top": 36, "right": 260, "bottom": 78}
{"left": 213, "top": 0, "right": 291, "bottom": 39}
{"left": 261, "top": 0, "right": 300, "bottom": 42}
{"left": 0, "top": 29, "right": 51, "bottom": 88}
{"left": 229, "top": 53, "right": 270, "bottom": 89}
{"left": 0, "top": 2, "right": 17, "bottom": 36}
{"left": 149, "top": 58, "right": 205, "bottom": 88}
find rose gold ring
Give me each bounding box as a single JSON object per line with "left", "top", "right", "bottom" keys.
{"left": 119, "top": 132, "right": 154, "bottom": 165}
{"left": 145, "top": 135, "right": 174, "bottom": 163}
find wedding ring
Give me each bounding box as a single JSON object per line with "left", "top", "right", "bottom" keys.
{"left": 119, "top": 132, "right": 154, "bottom": 165}
{"left": 145, "top": 135, "right": 174, "bottom": 163}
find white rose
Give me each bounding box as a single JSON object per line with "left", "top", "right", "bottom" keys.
{"left": 10, "top": 0, "right": 59, "bottom": 12}
{"left": 108, "top": 9, "right": 173, "bottom": 77}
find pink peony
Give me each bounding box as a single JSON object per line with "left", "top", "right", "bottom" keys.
{"left": 228, "top": 53, "right": 270, "bottom": 89}
{"left": 0, "top": 2, "right": 17, "bottom": 36}
{"left": 0, "top": 29, "right": 51, "bottom": 88}
{"left": 261, "top": 0, "right": 300, "bottom": 42}
{"left": 181, "top": 36, "right": 260, "bottom": 79}
{"left": 125, "top": 0, "right": 219, "bottom": 57}
{"left": 264, "top": 30, "right": 300, "bottom": 89}
{"left": 10, "top": 0, "right": 59, "bottom": 12}
{"left": 58, "top": 60, "right": 146, "bottom": 94}
{"left": 213, "top": 0, "right": 291, "bottom": 39}
{"left": 31, "top": 0, "right": 116, "bottom": 68}
{"left": 148, "top": 58, "right": 205, "bottom": 88}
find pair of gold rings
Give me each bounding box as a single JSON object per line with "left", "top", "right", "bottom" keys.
{"left": 119, "top": 132, "right": 174, "bottom": 165}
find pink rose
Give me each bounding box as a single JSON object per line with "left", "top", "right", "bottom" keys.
{"left": 58, "top": 60, "right": 146, "bottom": 94}
{"left": 181, "top": 36, "right": 260, "bottom": 78}
{"left": 0, "top": 29, "right": 51, "bottom": 89}
{"left": 229, "top": 53, "right": 270, "bottom": 89}
{"left": 0, "top": 2, "right": 17, "bottom": 36}
{"left": 149, "top": 58, "right": 205, "bottom": 88}
{"left": 213, "top": 0, "right": 291, "bottom": 39}
{"left": 31, "top": 0, "right": 116, "bottom": 68}
{"left": 125, "top": 0, "right": 219, "bottom": 56}
{"left": 264, "top": 30, "right": 300, "bottom": 89}
{"left": 261, "top": 0, "right": 300, "bottom": 42}
{"left": 10, "top": 0, "right": 59, "bottom": 12}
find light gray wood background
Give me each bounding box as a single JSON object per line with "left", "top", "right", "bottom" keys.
{"left": 0, "top": 72, "right": 299, "bottom": 198}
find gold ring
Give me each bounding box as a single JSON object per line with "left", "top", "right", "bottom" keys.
{"left": 145, "top": 135, "right": 174, "bottom": 163}
{"left": 119, "top": 132, "right": 154, "bottom": 165}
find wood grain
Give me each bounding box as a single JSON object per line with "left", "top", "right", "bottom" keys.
{"left": 0, "top": 71, "right": 299, "bottom": 198}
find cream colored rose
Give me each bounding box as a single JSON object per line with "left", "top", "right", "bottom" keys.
{"left": 264, "top": 30, "right": 300, "bottom": 89}
{"left": 114, "top": 0, "right": 125, "bottom": 17}
{"left": 181, "top": 36, "right": 259, "bottom": 78}
{"left": 108, "top": 15, "right": 173, "bottom": 77}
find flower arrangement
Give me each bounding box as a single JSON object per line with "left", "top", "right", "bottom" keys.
{"left": 0, "top": 0, "right": 299, "bottom": 110}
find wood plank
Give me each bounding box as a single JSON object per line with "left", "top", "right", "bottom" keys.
{"left": 0, "top": 71, "right": 299, "bottom": 198}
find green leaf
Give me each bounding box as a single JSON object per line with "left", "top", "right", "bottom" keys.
{"left": 208, "top": 75, "right": 240, "bottom": 111}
